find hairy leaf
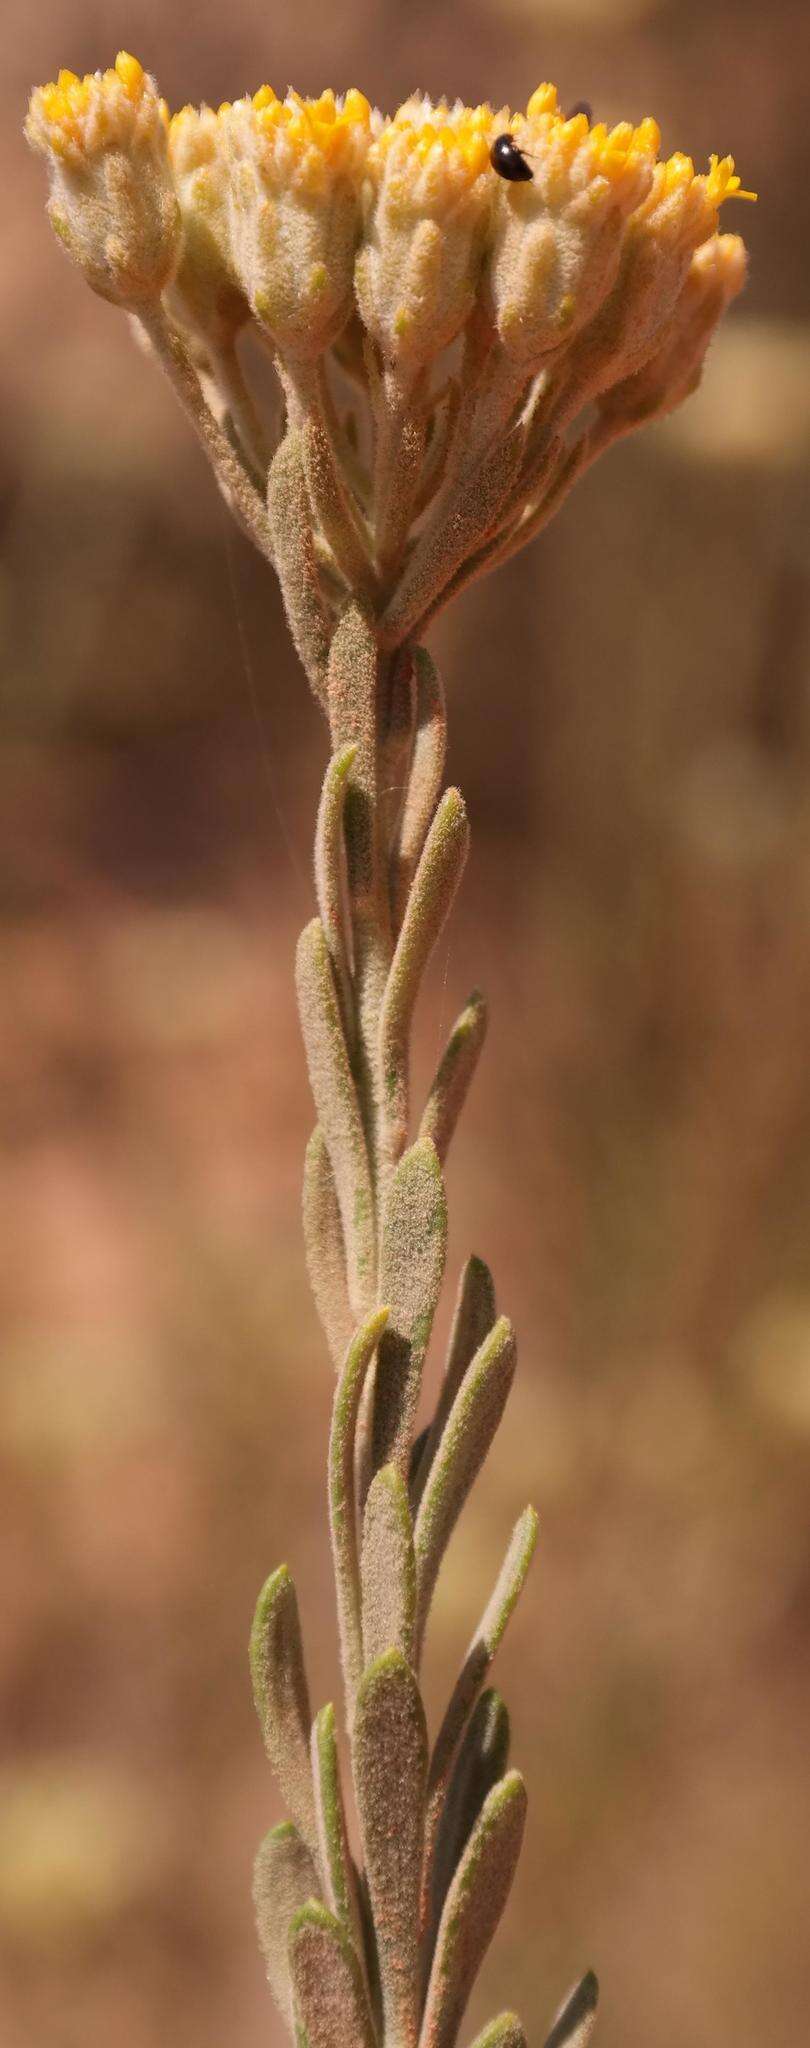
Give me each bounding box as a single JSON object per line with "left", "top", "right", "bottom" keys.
{"left": 414, "top": 1317, "right": 517, "bottom": 1654}
{"left": 419, "top": 990, "right": 488, "bottom": 1164}
{"left": 420, "top": 1771, "right": 527, "bottom": 2048}
{"left": 543, "top": 1974, "right": 599, "bottom": 2048}
{"left": 467, "top": 2016, "right": 527, "bottom": 2048}
{"left": 381, "top": 433, "right": 524, "bottom": 650}
{"left": 327, "top": 604, "right": 384, "bottom": 913}
{"left": 391, "top": 646, "right": 447, "bottom": 930}
{"left": 412, "top": 1257, "right": 497, "bottom": 1510}
{"left": 428, "top": 1690, "right": 510, "bottom": 1962}
{"left": 361, "top": 1463, "right": 417, "bottom": 1668}
{"left": 250, "top": 1566, "right": 317, "bottom": 1858}
{"left": 379, "top": 789, "right": 469, "bottom": 1166}
{"left": 353, "top": 1650, "right": 428, "bottom": 2048}
{"left": 267, "top": 429, "right": 330, "bottom": 707}
{"left": 373, "top": 1140, "right": 448, "bottom": 1481}
{"left": 422, "top": 1507, "right": 538, "bottom": 1923}
{"left": 303, "top": 410, "right": 376, "bottom": 603}
{"left": 314, "top": 746, "right": 357, "bottom": 1035}
{"left": 303, "top": 1127, "right": 353, "bottom": 1371}
{"left": 290, "top": 1900, "right": 376, "bottom": 2048}
{"left": 296, "top": 918, "right": 376, "bottom": 1317}
{"left": 329, "top": 1308, "right": 391, "bottom": 1715}
{"left": 253, "top": 1821, "right": 321, "bottom": 2025}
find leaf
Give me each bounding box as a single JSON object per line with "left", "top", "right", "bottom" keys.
{"left": 419, "top": 990, "right": 488, "bottom": 1165}
{"left": 327, "top": 604, "right": 384, "bottom": 912}
{"left": 267, "top": 429, "right": 331, "bottom": 708}
{"left": 353, "top": 1650, "right": 427, "bottom": 2048}
{"left": 379, "top": 789, "right": 469, "bottom": 1168}
{"left": 296, "top": 917, "right": 376, "bottom": 1318}
{"left": 303, "top": 1127, "right": 354, "bottom": 1371}
{"left": 381, "top": 432, "right": 524, "bottom": 650}
{"left": 329, "top": 1309, "right": 391, "bottom": 1716}
{"left": 253, "top": 1821, "right": 321, "bottom": 2026}
{"left": 467, "top": 2017, "right": 527, "bottom": 2048}
{"left": 411, "top": 1257, "right": 497, "bottom": 1510}
{"left": 311, "top": 1701, "right": 367, "bottom": 1979}
{"left": 361, "top": 1464, "right": 417, "bottom": 1668}
{"left": 414, "top": 1317, "right": 517, "bottom": 1655}
{"left": 420, "top": 1771, "right": 527, "bottom": 2048}
{"left": 372, "top": 1140, "right": 448, "bottom": 1482}
{"left": 314, "top": 746, "right": 357, "bottom": 1036}
{"left": 422, "top": 1507, "right": 538, "bottom": 1925}
{"left": 289, "top": 1901, "right": 376, "bottom": 2048}
{"left": 543, "top": 1974, "right": 599, "bottom": 2048}
{"left": 250, "top": 1566, "right": 318, "bottom": 1858}
{"left": 390, "top": 645, "right": 447, "bottom": 929}
{"left": 428, "top": 1690, "right": 511, "bottom": 1964}
{"left": 303, "top": 409, "right": 377, "bottom": 602}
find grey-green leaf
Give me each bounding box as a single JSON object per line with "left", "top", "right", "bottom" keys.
{"left": 390, "top": 645, "right": 446, "bottom": 929}
{"left": 379, "top": 789, "right": 469, "bottom": 1169}
{"left": 419, "top": 990, "right": 488, "bottom": 1165}
{"left": 361, "top": 1463, "right": 417, "bottom": 1668}
{"left": 420, "top": 1771, "right": 527, "bottom": 2048}
{"left": 250, "top": 1567, "right": 318, "bottom": 1859}
{"left": 314, "top": 746, "right": 357, "bottom": 1036}
{"left": 373, "top": 1140, "right": 448, "bottom": 1481}
{"left": 311, "top": 1703, "right": 355, "bottom": 1933}
{"left": 428, "top": 1690, "right": 511, "bottom": 1964}
{"left": 303, "top": 1127, "right": 354, "bottom": 1371}
{"left": 468, "top": 2017, "right": 527, "bottom": 2048}
{"left": 289, "top": 1900, "right": 376, "bottom": 2048}
{"left": 543, "top": 1973, "right": 599, "bottom": 2048}
{"left": 412, "top": 1256, "right": 497, "bottom": 1511}
{"left": 296, "top": 918, "right": 376, "bottom": 1318}
{"left": 253, "top": 1822, "right": 321, "bottom": 2026}
{"left": 422, "top": 1507, "right": 538, "bottom": 1923}
{"left": 414, "top": 1317, "right": 517, "bottom": 1654}
{"left": 353, "top": 1649, "right": 427, "bottom": 2048}
{"left": 267, "top": 429, "right": 330, "bottom": 708}
{"left": 329, "top": 1308, "right": 391, "bottom": 1715}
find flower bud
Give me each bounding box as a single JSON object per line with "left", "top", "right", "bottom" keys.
{"left": 167, "top": 105, "right": 249, "bottom": 349}
{"left": 485, "top": 86, "right": 660, "bottom": 371}
{"left": 222, "top": 87, "right": 373, "bottom": 361}
{"left": 597, "top": 231, "right": 748, "bottom": 431}
{"left": 25, "top": 52, "right": 179, "bottom": 307}
{"left": 356, "top": 98, "right": 494, "bottom": 378}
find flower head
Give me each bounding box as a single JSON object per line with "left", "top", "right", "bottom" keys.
{"left": 356, "top": 97, "right": 495, "bottom": 377}
{"left": 221, "top": 86, "right": 374, "bottom": 359}
{"left": 167, "top": 105, "right": 248, "bottom": 348}
{"left": 597, "top": 230, "right": 748, "bottom": 431}
{"left": 25, "top": 52, "right": 179, "bottom": 306}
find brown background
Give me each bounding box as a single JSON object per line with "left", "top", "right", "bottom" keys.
{"left": 2, "top": 4, "right": 810, "bottom": 2046}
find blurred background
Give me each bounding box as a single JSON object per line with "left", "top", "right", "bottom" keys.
{"left": 3, "top": 3, "right": 810, "bottom": 2046}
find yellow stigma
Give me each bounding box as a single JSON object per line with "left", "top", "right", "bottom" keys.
{"left": 706, "top": 152, "right": 757, "bottom": 204}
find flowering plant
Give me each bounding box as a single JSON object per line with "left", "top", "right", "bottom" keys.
{"left": 27, "top": 51, "right": 752, "bottom": 2048}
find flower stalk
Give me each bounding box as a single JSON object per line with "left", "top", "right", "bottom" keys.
{"left": 26, "top": 51, "right": 754, "bottom": 2048}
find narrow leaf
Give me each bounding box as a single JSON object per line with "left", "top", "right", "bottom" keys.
{"left": 412, "top": 1257, "right": 497, "bottom": 1511}
{"left": 391, "top": 646, "right": 447, "bottom": 929}
{"left": 315, "top": 746, "right": 357, "bottom": 1034}
{"left": 372, "top": 1140, "right": 447, "bottom": 1481}
{"left": 250, "top": 1567, "right": 318, "bottom": 1858}
{"left": 296, "top": 917, "right": 376, "bottom": 1318}
{"left": 414, "top": 1317, "right": 517, "bottom": 1654}
{"left": 381, "top": 433, "right": 524, "bottom": 650}
{"left": 327, "top": 604, "right": 385, "bottom": 915}
{"left": 543, "top": 1974, "right": 599, "bottom": 2048}
{"left": 353, "top": 1650, "right": 428, "bottom": 2048}
{"left": 422, "top": 1507, "right": 538, "bottom": 1925}
{"left": 290, "top": 1900, "right": 376, "bottom": 2048}
{"left": 420, "top": 1771, "right": 527, "bottom": 2048}
{"left": 379, "top": 788, "right": 469, "bottom": 1168}
{"left": 428, "top": 1690, "right": 511, "bottom": 1963}
{"left": 303, "top": 410, "right": 377, "bottom": 602}
{"left": 311, "top": 1701, "right": 367, "bottom": 1979}
{"left": 361, "top": 1464, "right": 417, "bottom": 1668}
{"left": 267, "top": 429, "right": 330, "bottom": 708}
{"left": 419, "top": 990, "right": 488, "bottom": 1164}
{"left": 303, "top": 1126, "right": 353, "bottom": 1371}
{"left": 329, "top": 1308, "right": 391, "bottom": 1717}
{"left": 468, "top": 2016, "right": 527, "bottom": 2048}
{"left": 253, "top": 1822, "right": 321, "bottom": 2025}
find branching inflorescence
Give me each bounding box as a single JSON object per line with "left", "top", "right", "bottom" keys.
{"left": 27, "top": 51, "right": 753, "bottom": 2048}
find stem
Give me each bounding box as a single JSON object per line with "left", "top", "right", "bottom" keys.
{"left": 137, "top": 306, "right": 275, "bottom": 563}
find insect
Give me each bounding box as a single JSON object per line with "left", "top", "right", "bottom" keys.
{"left": 489, "top": 133, "right": 534, "bottom": 182}
{"left": 566, "top": 100, "right": 593, "bottom": 124}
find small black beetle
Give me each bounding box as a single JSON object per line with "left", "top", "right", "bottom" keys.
{"left": 489, "top": 133, "right": 534, "bottom": 182}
